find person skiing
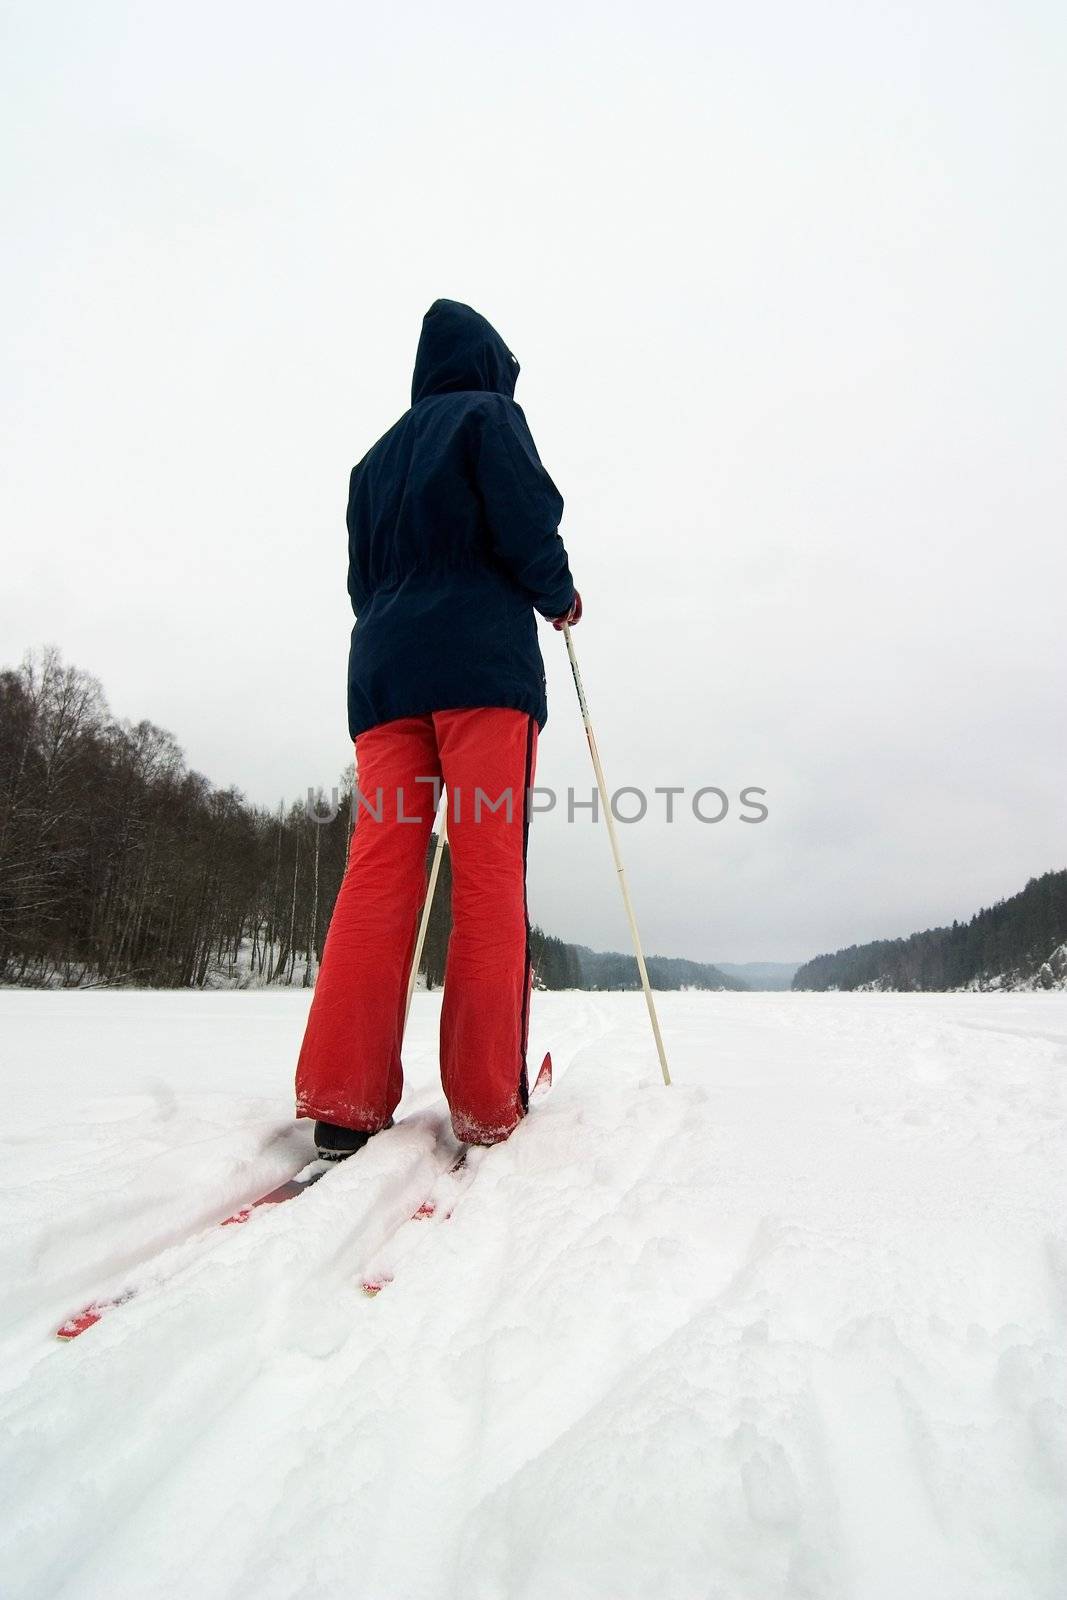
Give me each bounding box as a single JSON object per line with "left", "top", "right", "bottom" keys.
{"left": 295, "top": 299, "right": 580, "bottom": 1159}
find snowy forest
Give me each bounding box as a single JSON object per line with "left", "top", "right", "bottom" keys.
{"left": 0, "top": 650, "right": 739, "bottom": 993}
{"left": 793, "top": 869, "right": 1067, "bottom": 991}
{"left": 0, "top": 650, "right": 349, "bottom": 988}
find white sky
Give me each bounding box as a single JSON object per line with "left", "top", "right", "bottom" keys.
{"left": 2, "top": 1, "right": 1064, "bottom": 964}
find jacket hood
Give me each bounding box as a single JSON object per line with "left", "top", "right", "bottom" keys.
{"left": 411, "top": 299, "right": 520, "bottom": 405}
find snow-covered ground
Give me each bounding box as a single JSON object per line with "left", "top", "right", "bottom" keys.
{"left": 1, "top": 990, "right": 1065, "bottom": 1600}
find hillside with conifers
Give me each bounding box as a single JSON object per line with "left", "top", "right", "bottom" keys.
{"left": 793, "top": 870, "right": 1067, "bottom": 992}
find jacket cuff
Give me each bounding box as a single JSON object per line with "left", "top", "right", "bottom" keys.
{"left": 536, "top": 582, "right": 576, "bottom": 621}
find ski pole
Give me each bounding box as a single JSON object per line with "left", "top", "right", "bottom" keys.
{"left": 563, "top": 624, "right": 671, "bottom": 1086}
{"left": 405, "top": 797, "right": 447, "bottom": 1027}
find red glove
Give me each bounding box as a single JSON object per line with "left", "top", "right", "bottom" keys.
{"left": 552, "top": 590, "right": 582, "bottom": 630}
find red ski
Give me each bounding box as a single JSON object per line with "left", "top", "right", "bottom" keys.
{"left": 55, "top": 1163, "right": 329, "bottom": 1340}
{"left": 360, "top": 1052, "right": 551, "bottom": 1297}
{"left": 360, "top": 1147, "right": 469, "bottom": 1297}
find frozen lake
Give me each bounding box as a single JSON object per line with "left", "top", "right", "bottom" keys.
{"left": 1, "top": 988, "right": 1065, "bottom": 1599}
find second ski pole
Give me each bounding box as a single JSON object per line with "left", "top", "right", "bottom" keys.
{"left": 563, "top": 624, "right": 671, "bottom": 1086}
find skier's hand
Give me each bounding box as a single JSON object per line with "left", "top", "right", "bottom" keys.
{"left": 552, "top": 590, "right": 582, "bottom": 630}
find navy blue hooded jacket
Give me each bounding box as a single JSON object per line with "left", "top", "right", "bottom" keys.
{"left": 345, "top": 300, "right": 576, "bottom": 740}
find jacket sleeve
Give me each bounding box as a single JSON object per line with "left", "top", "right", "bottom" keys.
{"left": 473, "top": 396, "right": 576, "bottom": 619}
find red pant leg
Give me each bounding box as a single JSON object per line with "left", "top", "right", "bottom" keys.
{"left": 295, "top": 716, "right": 441, "bottom": 1129}
{"left": 435, "top": 708, "right": 538, "bottom": 1145}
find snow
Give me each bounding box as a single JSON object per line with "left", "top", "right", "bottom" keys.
{"left": 1, "top": 989, "right": 1065, "bottom": 1600}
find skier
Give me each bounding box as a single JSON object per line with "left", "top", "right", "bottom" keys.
{"left": 296, "top": 299, "right": 581, "bottom": 1159}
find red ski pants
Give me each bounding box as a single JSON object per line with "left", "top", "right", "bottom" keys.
{"left": 295, "top": 708, "right": 538, "bottom": 1145}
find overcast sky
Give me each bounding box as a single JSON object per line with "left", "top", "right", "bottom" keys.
{"left": 2, "top": 1, "right": 1064, "bottom": 965}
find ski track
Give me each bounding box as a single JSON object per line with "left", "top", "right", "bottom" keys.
{"left": 1, "top": 990, "right": 1065, "bottom": 1599}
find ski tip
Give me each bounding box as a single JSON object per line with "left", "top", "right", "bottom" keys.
{"left": 56, "top": 1288, "right": 136, "bottom": 1341}
{"left": 532, "top": 1051, "right": 552, "bottom": 1098}
{"left": 56, "top": 1300, "right": 113, "bottom": 1340}
{"left": 56, "top": 1309, "right": 101, "bottom": 1341}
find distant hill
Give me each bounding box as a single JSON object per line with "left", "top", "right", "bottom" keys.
{"left": 574, "top": 945, "right": 747, "bottom": 992}
{"left": 714, "top": 961, "right": 800, "bottom": 991}
{"left": 529, "top": 931, "right": 747, "bottom": 992}
{"left": 792, "top": 869, "right": 1067, "bottom": 993}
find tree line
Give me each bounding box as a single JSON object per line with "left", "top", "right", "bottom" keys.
{"left": 571, "top": 946, "right": 745, "bottom": 991}
{"left": 0, "top": 650, "right": 356, "bottom": 988}
{"left": 792, "top": 869, "right": 1067, "bottom": 992}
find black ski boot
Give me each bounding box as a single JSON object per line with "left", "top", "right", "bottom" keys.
{"left": 314, "top": 1117, "right": 393, "bottom": 1162}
